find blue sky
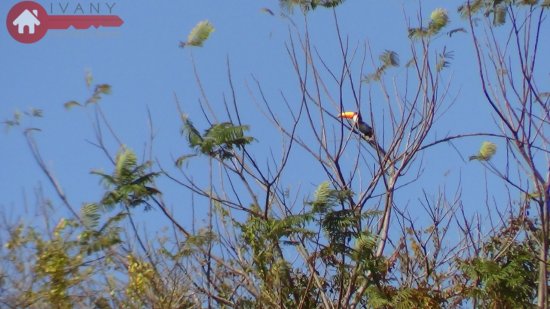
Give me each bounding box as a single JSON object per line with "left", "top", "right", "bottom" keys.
{"left": 1, "top": 0, "right": 545, "bottom": 237}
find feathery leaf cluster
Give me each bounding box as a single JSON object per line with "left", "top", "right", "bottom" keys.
{"left": 469, "top": 141, "right": 497, "bottom": 161}
{"left": 180, "top": 20, "right": 214, "bottom": 48}
{"left": 179, "top": 116, "right": 254, "bottom": 162}
{"left": 409, "top": 8, "right": 450, "bottom": 39}
{"left": 93, "top": 146, "right": 160, "bottom": 210}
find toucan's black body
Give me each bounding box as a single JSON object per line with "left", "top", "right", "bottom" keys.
{"left": 354, "top": 118, "right": 374, "bottom": 140}
{"left": 340, "top": 111, "right": 374, "bottom": 140}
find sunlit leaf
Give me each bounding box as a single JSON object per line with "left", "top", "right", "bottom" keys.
{"left": 429, "top": 8, "right": 449, "bottom": 34}
{"left": 81, "top": 203, "right": 100, "bottom": 229}
{"left": 95, "top": 84, "right": 112, "bottom": 95}
{"left": 175, "top": 154, "right": 196, "bottom": 168}
{"left": 493, "top": 5, "right": 507, "bottom": 26}
{"left": 182, "top": 20, "right": 215, "bottom": 47}
{"left": 469, "top": 141, "right": 497, "bottom": 161}
{"left": 64, "top": 101, "right": 82, "bottom": 110}
{"left": 458, "top": 0, "right": 484, "bottom": 18}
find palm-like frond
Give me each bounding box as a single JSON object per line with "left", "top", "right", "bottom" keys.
{"left": 92, "top": 146, "right": 160, "bottom": 210}
{"left": 182, "top": 118, "right": 255, "bottom": 160}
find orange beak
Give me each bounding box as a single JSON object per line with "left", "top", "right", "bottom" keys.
{"left": 339, "top": 111, "right": 357, "bottom": 119}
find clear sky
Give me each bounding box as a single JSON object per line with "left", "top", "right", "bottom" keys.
{"left": 1, "top": 1, "right": 547, "bottom": 236}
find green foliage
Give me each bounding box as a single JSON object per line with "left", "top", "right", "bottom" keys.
{"left": 366, "top": 285, "right": 447, "bottom": 309}
{"left": 33, "top": 218, "right": 82, "bottom": 307}
{"left": 364, "top": 50, "right": 399, "bottom": 83}
{"left": 280, "top": 0, "right": 346, "bottom": 12}
{"left": 238, "top": 210, "right": 303, "bottom": 305}
{"left": 180, "top": 116, "right": 254, "bottom": 161}
{"left": 493, "top": 5, "right": 507, "bottom": 26}
{"left": 459, "top": 238, "right": 538, "bottom": 308}
{"left": 458, "top": 0, "right": 484, "bottom": 18}
{"left": 409, "top": 8, "right": 449, "bottom": 39}
{"left": 3, "top": 1, "right": 547, "bottom": 307}
{"left": 430, "top": 8, "right": 450, "bottom": 32}
{"left": 81, "top": 203, "right": 101, "bottom": 229}
{"left": 306, "top": 182, "right": 390, "bottom": 301}
{"left": 64, "top": 83, "right": 112, "bottom": 109}
{"left": 240, "top": 207, "right": 312, "bottom": 278}
{"left": 180, "top": 20, "right": 215, "bottom": 48}
{"left": 469, "top": 141, "right": 497, "bottom": 161}
{"left": 93, "top": 146, "right": 160, "bottom": 210}
{"left": 458, "top": 0, "right": 548, "bottom": 26}
{"left": 78, "top": 203, "right": 125, "bottom": 255}
{"left": 309, "top": 182, "right": 359, "bottom": 258}
{"left": 437, "top": 49, "right": 454, "bottom": 72}
{"left": 233, "top": 182, "right": 372, "bottom": 306}
{"left": 1, "top": 217, "right": 113, "bottom": 308}
{"left": 2, "top": 108, "right": 43, "bottom": 130}
{"left": 310, "top": 181, "right": 336, "bottom": 212}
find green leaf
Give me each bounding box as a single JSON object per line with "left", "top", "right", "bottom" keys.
{"left": 469, "top": 141, "right": 497, "bottom": 161}
{"left": 182, "top": 116, "right": 254, "bottom": 159}
{"left": 175, "top": 154, "right": 196, "bottom": 167}
{"left": 115, "top": 146, "right": 138, "bottom": 182}
{"left": 182, "top": 20, "right": 214, "bottom": 47}
{"left": 81, "top": 203, "right": 100, "bottom": 229}
{"left": 364, "top": 50, "right": 399, "bottom": 83}
{"left": 408, "top": 27, "right": 429, "bottom": 39}
{"left": 458, "top": 0, "right": 484, "bottom": 19}
{"left": 181, "top": 114, "right": 203, "bottom": 147}
{"left": 95, "top": 84, "right": 112, "bottom": 95}
{"left": 430, "top": 8, "right": 449, "bottom": 32}
{"left": 279, "top": 0, "right": 345, "bottom": 12}
{"left": 380, "top": 50, "right": 399, "bottom": 67}
{"left": 311, "top": 181, "right": 334, "bottom": 213}
{"left": 493, "top": 5, "right": 507, "bottom": 26}
{"left": 64, "top": 101, "right": 82, "bottom": 110}
{"left": 436, "top": 49, "right": 454, "bottom": 72}
{"left": 410, "top": 7, "right": 448, "bottom": 38}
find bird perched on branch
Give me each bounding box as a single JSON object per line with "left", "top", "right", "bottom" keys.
{"left": 339, "top": 111, "right": 374, "bottom": 141}
{"left": 339, "top": 111, "right": 386, "bottom": 157}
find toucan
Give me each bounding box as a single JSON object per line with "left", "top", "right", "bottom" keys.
{"left": 339, "top": 111, "right": 389, "bottom": 165}
{"left": 339, "top": 111, "right": 374, "bottom": 141}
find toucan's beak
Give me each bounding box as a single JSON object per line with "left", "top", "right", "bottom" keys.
{"left": 339, "top": 111, "right": 356, "bottom": 119}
